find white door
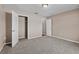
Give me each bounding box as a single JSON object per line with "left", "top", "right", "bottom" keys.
{"left": 12, "top": 11, "right": 18, "bottom": 47}
{"left": 46, "top": 19, "right": 52, "bottom": 36}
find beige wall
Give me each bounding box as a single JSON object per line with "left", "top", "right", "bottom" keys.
{"left": 28, "top": 14, "right": 42, "bottom": 39}
{"left": 52, "top": 9, "right": 79, "bottom": 42}
{"left": 3, "top": 6, "right": 44, "bottom": 39}
{"left": 0, "top": 5, "right": 6, "bottom": 51}
{"left": 16, "top": 11, "right": 43, "bottom": 39}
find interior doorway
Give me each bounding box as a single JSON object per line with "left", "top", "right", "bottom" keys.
{"left": 42, "top": 19, "right": 46, "bottom": 36}
{"left": 18, "top": 16, "right": 28, "bottom": 39}
{"left": 5, "top": 11, "right": 19, "bottom": 47}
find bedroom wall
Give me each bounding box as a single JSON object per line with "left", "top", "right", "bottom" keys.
{"left": 52, "top": 9, "right": 79, "bottom": 42}
{"left": 28, "top": 14, "right": 43, "bottom": 39}
{"left": 16, "top": 11, "right": 43, "bottom": 39}
{"left": 0, "top": 5, "right": 6, "bottom": 51}
{"left": 3, "top": 6, "right": 44, "bottom": 40}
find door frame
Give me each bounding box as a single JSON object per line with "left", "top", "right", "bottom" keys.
{"left": 18, "top": 15, "right": 28, "bottom": 39}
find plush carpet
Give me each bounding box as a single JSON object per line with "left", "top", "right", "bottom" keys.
{"left": 1, "top": 36, "right": 79, "bottom": 54}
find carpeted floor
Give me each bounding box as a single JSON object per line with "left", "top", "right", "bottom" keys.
{"left": 1, "top": 36, "right": 79, "bottom": 54}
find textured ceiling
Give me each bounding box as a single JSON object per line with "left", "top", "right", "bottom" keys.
{"left": 4, "top": 4, "right": 79, "bottom": 17}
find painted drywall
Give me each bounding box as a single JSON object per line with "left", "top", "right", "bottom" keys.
{"left": 28, "top": 14, "right": 42, "bottom": 39}
{"left": 52, "top": 9, "right": 79, "bottom": 42}
{"left": 18, "top": 17, "right": 25, "bottom": 39}
{"left": 0, "top": 5, "right": 6, "bottom": 51}
{"left": 3, "top": 5, "right": 47, "bottom": 39}
{"left": 4, "top": 7, "right": 44, "bottom": 40}
{"left": 16, "top": 11, "right": 43, "bottom": 39}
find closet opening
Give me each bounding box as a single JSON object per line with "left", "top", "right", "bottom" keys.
{"left": 18, "top": 16, "right": 28, "bottom": 40}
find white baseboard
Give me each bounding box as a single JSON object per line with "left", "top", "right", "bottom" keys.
{"left": 53, "top": 36, "right": 79, "bottom": 44}
{"left": 28, "top": 36, "right": 42, "bottom": 40}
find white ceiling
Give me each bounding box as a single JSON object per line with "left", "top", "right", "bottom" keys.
{"left": 4, "top": 4, "right": 79, "bottom": 17}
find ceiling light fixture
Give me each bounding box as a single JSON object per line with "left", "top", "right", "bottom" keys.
{"left": 42, "top": 4, "right": 48, "bottom": 8}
